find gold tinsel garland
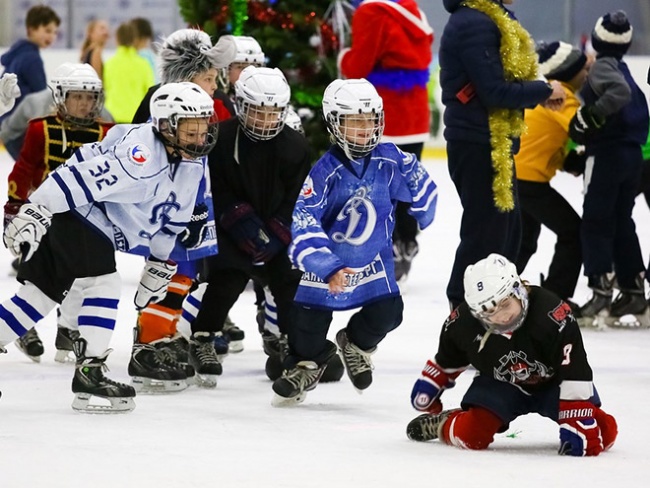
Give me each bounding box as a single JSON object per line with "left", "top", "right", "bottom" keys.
{"left": 462, "top": 0, "right": 539, "bottom": 211}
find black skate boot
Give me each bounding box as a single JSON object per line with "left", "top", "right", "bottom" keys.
{"left": 606, "top": 274, "right": 650, "bottom": 328}
{"left": 213, "top": 331, "right": 230, "bottom": 360}
{"left": 578, "top": 274, "right": 614, "bottom": 329}
{"left": 262, "top": 329, "right": 282, "bottom": 357}
{"left": 223, "top": 315, "right": 245, "bottom": 353}
{"left": 154, "top": 340, "right": 195, "bottom": 381}
{"left": 394, "top": 240, "right": 419, "bottom": 284}
{"left": 128, "top": 342, "right": 188, "bottom": 394}
{"left": 406, "top": 409, "right": 461, "bottom": 442}
{"left": 54, "top": 326, "right": 81, "bottom": 363}
{"left": 336, "top": 328, "right": 376, "bottom": 392}
{"left": 189, "top": 332, "right": 223, "bottom": 388}
{"left": 71, "top": 338, "right": 136, "bottom": 413}
{"left": 15, "top": 327, "right": 44, "bottom": 362}
{"left": 265, "top": 334, "right": 289, "bottom": 381}
{"left": 166, "top": 333, "right": 189, "bottom": 364}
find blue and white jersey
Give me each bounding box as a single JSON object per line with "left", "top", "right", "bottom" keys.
{"left": 290, "top": 143, "right": 437, "bottom": 310}
{"left": 29, "top": 124, "right": 208, "bottom": 261}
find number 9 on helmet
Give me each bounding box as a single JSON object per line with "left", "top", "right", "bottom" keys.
{"left": 150, "top": 81, "right": 218, "bottom": 158}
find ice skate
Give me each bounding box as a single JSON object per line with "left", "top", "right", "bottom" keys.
{"left": 406, "top": 409, "right": 461, "bottom": 442}
{"left": 605, "top": 277, "right": 650, "bottom": 328}
{"left": 71, "top": 338, "right": 136, "bottom": 414}
{"left": 166, "top": 333, "right": 190, "bottom": 364}
{"left": 54, "top": 326, "right": 80, "bottom": 363}
{"left": 578, "top": 274, "right": 613, "bottom": 329}
{"left": 223, "top": 315, "right": 245, "bottom": 353}
{"left": 128, "top": 341, "right": 189, "bottom": 394}
{"left": 394, "top": 240, "right": 419, "bottom": 284}
{"left": 336, "top": 328, "right": 375, "bottom": 393}
{"left": 271, "top": 360, "right": 328, "bottom": 407}
{"left": 213, "top": 331, "right": 230, "bottom": 361}
{"left": 15, "top": 327, "right": 44, "bottom": 363}
{"left": 189, "top": 332, "right": 222, "bottom": 388}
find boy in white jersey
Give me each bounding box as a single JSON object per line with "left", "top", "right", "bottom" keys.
{"left": 0, "top": 81, "right": 216, "bottom": 412}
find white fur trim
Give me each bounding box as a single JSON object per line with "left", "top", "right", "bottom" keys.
{"left": 538, "top": 41, "right": 574, "bottom": 76}
{"left": 560, "top": 380, "right": 595, "bottom": 401}
{"left": 594, "top": 17, "right": 633, "bottom": 44}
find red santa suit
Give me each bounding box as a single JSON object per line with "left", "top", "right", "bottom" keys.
{"left": 339, "top": 0, "right": 433, "bottom": 145}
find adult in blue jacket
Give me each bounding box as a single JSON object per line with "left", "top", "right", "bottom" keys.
{"left": 441, "top": 0, "right": 565, "bottom": 308}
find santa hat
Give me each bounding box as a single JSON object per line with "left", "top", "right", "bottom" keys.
{"left": 592, "top": 10, "right": 633, "bottom": 56}
{"left": 536, "top": 41, "right": 587, "bottom": 82}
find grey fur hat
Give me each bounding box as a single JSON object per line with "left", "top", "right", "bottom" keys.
{"left": 158, "top": 30, "right": 237, "bottom": 84}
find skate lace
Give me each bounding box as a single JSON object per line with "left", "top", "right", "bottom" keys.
{"left": 80, "top": 360, "right": 128, "bottom": 388}
{"left": 282, "top": 364, "right": 320, "bottom": 390}
{"left": 20, "top": 328, "right": 41, "bottom": 346}
{"left": 154, "top": 346, "right": 181, "bottom": 367}
{"left": 417, "top": 415, "right": 441, "bottom": 440}
{"left": 195, "top": 340, "right": 220, "bottom": 365}
{"left": 341, "top": 343, "right": 374, "bottom": 376}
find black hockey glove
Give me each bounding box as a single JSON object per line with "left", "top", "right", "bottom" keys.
{"left": 251, "top": 216, "right": 292, "bottom": 264}
{"left": 179, "top": 203, "right": 209, "bottom": 249}
{"left": 562, "top": 149, "right": 587, "bottom": 176}
{"left": 220, "top": 202, "right": 270, "bottom": 257}
{"left": 569, "top": 105, "right": 605, "bottom": 145}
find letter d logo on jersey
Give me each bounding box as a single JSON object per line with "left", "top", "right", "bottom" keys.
{"left": 128, "top": 144, "right": 151, "bottom": 165}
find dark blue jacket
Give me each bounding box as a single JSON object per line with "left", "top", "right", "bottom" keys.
{"left": 440, "top": 0, "right": 552, "bottom": 147}
{"left": 0, "top": 39, "right": 47, "bottom": 121}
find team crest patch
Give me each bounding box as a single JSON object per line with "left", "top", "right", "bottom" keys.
{"left": 548, "top": 301, "right": 573, "bottom": 329}
{"left": 127, "top": 144, "right": 151, "bottom": 165}
{"left": 301, "top": 176, "right": 315, "bottom": 198}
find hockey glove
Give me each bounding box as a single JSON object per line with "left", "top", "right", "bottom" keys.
{"left": 2, "top": 202, "right": 52, "bottom": 262}
{"left": 0, "top": 73, "right": 20, "bottom": 115}
{"left": 410, "top": 360, "right": 459, "bottom": 414}
{"left": 558, "top": 401, "right": 604, "bottom": 456}
{"left": 3, "top": 199, "right": 25, "bottom": 231}
{"left": 562, "top": 148, "right": 587, "bottom": 176}
{"left": 569, "top": 106, "right": 605, "bottom": 145}
{"left": 252, "top": 216, "right": 292, "bottom": 264}
{"left": 179, "top": 202, "right": 209, "bottom": 249}
{"left": 220, "top": 202, "right": 270, "bottom": 257}
{"left": 134, "top": 257, "right": 178, "bottom": 310}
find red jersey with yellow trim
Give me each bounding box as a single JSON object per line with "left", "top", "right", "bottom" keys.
{"left": 7, "top": 114, "right": 113, "bottom": 201}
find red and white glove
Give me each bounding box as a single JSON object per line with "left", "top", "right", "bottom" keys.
{"left": 410, "top": 360, "right": 459, "bottom": 414}
{"left": 558, "top": 401, "right": 604, "bottom": 456}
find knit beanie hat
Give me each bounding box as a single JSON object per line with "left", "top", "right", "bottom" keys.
{"left": 592, "top": 10, "right": 633, "bottom": 56}
{"left": 537, "top": 41, "right": 587, "bottom": 82}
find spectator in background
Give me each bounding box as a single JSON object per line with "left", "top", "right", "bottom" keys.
{"left": 79, "top": 19, "right": 110, "bottom": 80}
{"left": 103, "top": 22, "right": 155, "bottom": 123}
{"left": 0, "top": 5, "right": 60, "bottom": 126}
{"left": 339, "top": 0, "right": 434, "bottom": 283}
{"left": 131, "top": 17, "right": 158, "bottom": 83}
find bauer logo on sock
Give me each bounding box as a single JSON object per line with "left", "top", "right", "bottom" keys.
{"left": 128, "top": 144, "right": 151, "bottom": 165}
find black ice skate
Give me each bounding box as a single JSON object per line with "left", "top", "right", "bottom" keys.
{"left": 15, "top": 327, "right": 44, "bottom": 362}
{"left": 71, "top": 338, "right": 136, "bottom": 414}
{"left": 578, "top": 274, "right": 613, "bottom": 329}
{"left": 336, "top": 328, "right": 376, "bottom": 392}
{"left": 265, "top": 335, "right": 344, "bottom": 383}
{"left": 406, "top": 409, "right": 461, "bottom": 442}
{"left": 393, "top": 240, "right": 419, "bottom": 284}
{"left": 271, "top": 360, "right": 328, "bottom": 407}
{"left": 189, "top": 332, "right": 222, "bottom": 388}
{"left": 605, "top": 275, "right": 650, "bottom": 328}
{"left": 223, "top": 315, "right": 245, "bottom": 353}
{"left": 128, "top": 341, "right": 189, "bottom": 394}
{"left": 54, "top": 326, "right": 80, "bottom": 363}
{"left": 213, "top": 331, "right": 230, "bottom": 360}
{"left": 166, "top": 333, "right": 190, "bottom": 364}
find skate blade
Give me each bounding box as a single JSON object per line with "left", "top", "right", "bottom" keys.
{"left": 16, "top": 346, "right": 42, "bottom": 362}
{"left": 131, "top": 376, "right": 188, "bottom": 394}
{"left": 72, "top": 393, "right": 136, "bottom": 414}
{"left": 227, "top": 340, "right": 244, "bottom": 353}
{"left": 54, "top": 349, "right": 75, "bottom": 363}
{"left": 271, "top": 392, "right": 307, "bottom": 407}
{"left": 577, "top": 316, "right": 607, "bottom": 330}
{"left": 194, "top": 374, "right": 217, "bottom": 389}
{"left": 605, "top": 311, "right": 650, "bottom": 329}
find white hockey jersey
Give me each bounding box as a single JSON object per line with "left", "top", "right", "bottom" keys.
{"left": 29, "top": 124, "right": 206, "bottom": 261}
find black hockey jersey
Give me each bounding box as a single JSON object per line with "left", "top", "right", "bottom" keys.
{"left": 435, "top": 286, "right": 594, "bottom": 401}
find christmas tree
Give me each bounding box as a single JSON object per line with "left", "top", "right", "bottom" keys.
{"left": 177, "top": 0, "right": 350, "bottom": 155}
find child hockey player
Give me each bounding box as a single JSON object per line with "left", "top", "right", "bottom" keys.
{"left": 407, "top": 254, "right": 618, "bottom": 457}
{"left": 4, "top": 63, "right": 113, "bottom": 364}
{"left": 0, "top": 81, "right": 216, "bottom": 412}
{"left": 271, "top": 78, "right": 438, "bottom": 406}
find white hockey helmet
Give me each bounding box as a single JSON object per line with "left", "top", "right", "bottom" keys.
{"left": 284, "top": 106, "right": 304, "bottom": 135}
{"left": 463, "top": 253, "right": 529, "bottom": 333}
{"left": 50, "top": 62, "right": 104, "bottom": 126}
{"left": 218, "top": 35, "right": 266, "bottom": 91}
{"left": 150, "top": 82, "right": 218, "bottom": 157}
{"left": 322, "top": 78, "right": 384, "bottom": 159}
{"left": 234, "top": 66, "right": 290, "bottom": 141}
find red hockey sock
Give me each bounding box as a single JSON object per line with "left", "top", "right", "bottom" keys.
{"left": 440, "top": 407, "right": 503, "bottom": 450}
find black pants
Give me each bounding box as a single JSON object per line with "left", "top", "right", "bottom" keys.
{"left": 17, "top": 212, "right": 116, "bottom": 303}
{"left": 582, "top": 143, "right": 645, "bottom": 287}
{"left": 287, "top": 295, "right": 404, "bottom": 366}
{"left": 446, "top": 140, "right": 521, "bottom": 307}
{"left": 515, "top": 180, "right": 582, "bottom": 300}
{"left": 192, "top": 251, "right": 302, "bottom": 335}
{"left": 393, "top": 142, "right": 424, "bottom": 244}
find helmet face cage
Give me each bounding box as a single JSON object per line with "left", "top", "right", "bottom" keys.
{"left": 327, "top": 109, "right": 384, "bottom": 159}
{"left": 236, "top": 101, "right": 287, "bottom": 141}
{"left": 51, "top": 76, "right": 104, "bottom": 126}
{"left": 160, "top": 115, "right": 218, "bottom": 158}
{"left": 464, "top": 254, "right": 529, "bottom": 333}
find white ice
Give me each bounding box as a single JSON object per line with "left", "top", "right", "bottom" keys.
{"left": 0, "top": 150, "right": 649, "bottom": 487}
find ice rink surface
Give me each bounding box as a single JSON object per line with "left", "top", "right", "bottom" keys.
{"left": 0, "top": 150, "right": 649, "bottom": 487}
